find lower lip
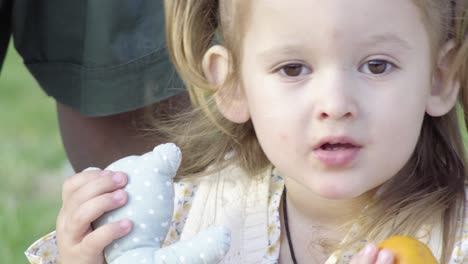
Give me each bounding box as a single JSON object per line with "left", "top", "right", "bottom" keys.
{"left": 313, "top": 147, "right": 361, "bottom": 167}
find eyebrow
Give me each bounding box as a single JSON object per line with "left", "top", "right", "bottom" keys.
{"left": 257, "top": 33, "right": 412, "bottom": 63}
{"left": 363, "top": 33, "right": 413, "bottom": 50}
{"left": 257, "top": 44, "right": 307, "bottom": 63}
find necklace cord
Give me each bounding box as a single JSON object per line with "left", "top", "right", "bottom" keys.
{"left": 283, "top": 188, "right": 298, "bottom": 264}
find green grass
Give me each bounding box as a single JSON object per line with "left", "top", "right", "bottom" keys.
{"left": 0, "top": 43, "right": 66, "bottom": 264}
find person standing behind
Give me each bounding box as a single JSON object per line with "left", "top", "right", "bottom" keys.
{"left": 0, "top": 0, "right": 188, "bottom": 171}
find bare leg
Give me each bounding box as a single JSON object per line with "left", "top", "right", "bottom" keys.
{"left": 57, "top": 92, "right": 190, "bottom": 172}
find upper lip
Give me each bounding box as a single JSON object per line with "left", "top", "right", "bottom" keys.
{"left": 312, "top": 136, "right": 363, "bottom": 150}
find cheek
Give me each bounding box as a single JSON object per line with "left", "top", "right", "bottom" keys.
{"left": 365, "top": 85, "right": 427, "bottom": 169}
{"left": 279, "top": 133, "right": 289, "bottom": 142}
{"left": 252, "top": 118, "right": 292, "bottom": 149}
{"left": 372, "top": 99, "right": 426, "bottom": 170}
{"left": 371, "top": 80, "right": 428, "bottom": 140}
{"left": 251, "top": 114, "right": 298, "bottom": 167}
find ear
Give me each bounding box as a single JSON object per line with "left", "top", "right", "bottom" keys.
{"left": 202, "top": 45, "right": 250, "bottom": 123}
{"left": 426, "top": 40, "right": 460, "bottom": 116}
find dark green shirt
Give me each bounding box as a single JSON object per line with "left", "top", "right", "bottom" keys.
{"left": 0, "top": 0, "right": 183, "bottom": 116}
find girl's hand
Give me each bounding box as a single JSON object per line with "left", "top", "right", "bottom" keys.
{"left": 350, "top": 244, "right": 394, "bottom": 264}
{"left": 56, "top": 169, "right": 131, "bottom": 264}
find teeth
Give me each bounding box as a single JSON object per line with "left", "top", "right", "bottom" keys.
{"left": 325, "top": 146, "right": 345, "bottom": 151}
{"left": 322, "top": 143, "right": 352, "bottom": 151}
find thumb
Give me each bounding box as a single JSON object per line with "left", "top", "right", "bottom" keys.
{"left": 350, "top": 244, "right": 378, "bottom": 264}
{"left": 82, "top": 167, "right": 101, "bottom": 172}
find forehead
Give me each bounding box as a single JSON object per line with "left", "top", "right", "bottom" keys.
{"left": 242, "top": 0, "right": 428, "bottom": 54}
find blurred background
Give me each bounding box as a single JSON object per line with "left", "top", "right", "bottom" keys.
{"left": 0, "top": 43, "right": 69, "bottom": 263}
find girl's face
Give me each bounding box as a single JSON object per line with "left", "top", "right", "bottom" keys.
{"left": 239, "top": 0, "right": 433, "bottom": 199}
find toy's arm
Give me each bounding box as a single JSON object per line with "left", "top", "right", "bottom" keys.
{"left": 92, "top": 143, "right": 231, "bottom": 264}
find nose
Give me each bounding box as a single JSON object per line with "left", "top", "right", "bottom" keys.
{"left": 313, "top": 71, "right": 359, "bottom": 121}
{"left": 316, "top": 98, "right": 357, "bottom": 120}
{"left": 318, "top": 107, "right": 354, "bottom": 120}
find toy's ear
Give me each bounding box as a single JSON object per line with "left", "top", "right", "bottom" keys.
{"left": 426, "top": 40, "right": 460, "bottom": 116}
{"left": 152, "top": 143, "right": 181, "bottom": 177}
{"left": 202, "top": 45, "right": 250, "bottom": 123}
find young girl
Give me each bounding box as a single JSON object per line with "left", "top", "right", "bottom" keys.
{"left": 27, "top": 0, "right": 468, "bottom": 263}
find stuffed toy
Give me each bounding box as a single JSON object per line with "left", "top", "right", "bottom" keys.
{"left": 91, "top": 143, "right": 231, "bottom": 264}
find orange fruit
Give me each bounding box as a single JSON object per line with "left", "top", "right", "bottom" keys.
{"left": 378, "top": 236, "right": 438, "bottom": 264}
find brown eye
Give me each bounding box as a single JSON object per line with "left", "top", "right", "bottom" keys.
{"left": 368, "top": 60, "right": 387, "bottom": 74}
{"left": 281, "top": 64, "right": 305, "bottom": 77}
{"left": 361, "top": 60, "right": 394, "bottom": 75}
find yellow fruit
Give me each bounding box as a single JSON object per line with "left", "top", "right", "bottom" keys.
{"left": 378, "top": 236, "right": 438, "bottom": 264}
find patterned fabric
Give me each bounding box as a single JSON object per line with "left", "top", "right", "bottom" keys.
{"left": 263, "top": 172, "right": 284, "bottom": 262}
{"left": 163, "top": 179, "right": 200, "bottom": 246}
{"left": 25, "top": 232, "right": 60, "bottom": 264}
{"left": 25, "top": 167, "right": 468, "bottom": 263}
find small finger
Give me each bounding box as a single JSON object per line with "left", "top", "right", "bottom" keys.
{"left": 62, "top": 169, "right": 109, "bottom": 202}
{"left": 56, "top": 208, "right": 73, "bottom": 250}
{"left": 56, "top": 207, "right": 68, "bottom": 236}
{"left": 80, "top": 219, "right": 132, "bottom": 257}
{"left": 66, "top": 171, "right": 127, "bottom": 213}
{"left": 350, "top": 244, "right": 378, "bottom": 264}
{"left": 376, "top": 249, "right": 394, "bottom": 264}
{"left": 67, "top": 189, "right": 128, "bottom": 242}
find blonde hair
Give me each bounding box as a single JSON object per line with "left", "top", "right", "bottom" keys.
{"left": 161, "top": 0, "right": 468, "bottom": 262}
{"left": 162, "top": 0, "right": 267, "bottom": 176}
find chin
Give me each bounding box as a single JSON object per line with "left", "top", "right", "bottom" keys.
{"left": 316, "top": 183, "right": 365, "bottom": 200}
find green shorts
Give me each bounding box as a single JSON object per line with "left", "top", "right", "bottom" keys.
{"left": 0, "top": 0, "right": 184, "bottom": 117}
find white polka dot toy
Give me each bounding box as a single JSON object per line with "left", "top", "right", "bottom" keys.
{"left": 91, "top": 143, "right": 231, "bottom": 264}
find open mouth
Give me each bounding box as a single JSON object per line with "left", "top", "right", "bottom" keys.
{"left": 313, "top": 137, "right": 362, "bottom": 167}
{"left": 320, "top": 143, "right": 357, "bottom": 151}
